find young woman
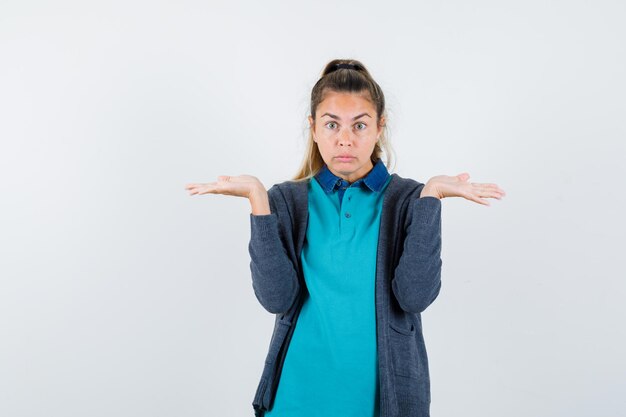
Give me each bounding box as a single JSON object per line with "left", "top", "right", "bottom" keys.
{"left": 185, "top": 59, "right": 505, "bottom": 417}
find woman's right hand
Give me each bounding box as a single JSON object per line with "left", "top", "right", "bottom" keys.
{"left": 185, "top": 174, "right": 264, "bottom": 198}
{"left": 184, "top": 175, "right": 271, "bottom": 215}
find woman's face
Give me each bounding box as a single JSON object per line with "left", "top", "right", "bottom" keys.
{"left": 308, "top": 90, "right": 384, "bottom": 183}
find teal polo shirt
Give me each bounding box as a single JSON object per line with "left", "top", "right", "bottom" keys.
{"left": 265, "top": 159, "right": 392, "bottom": 417}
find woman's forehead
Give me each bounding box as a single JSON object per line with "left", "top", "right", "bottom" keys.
{"left": 317, "top": 91, "right": 375, "bottom": 113}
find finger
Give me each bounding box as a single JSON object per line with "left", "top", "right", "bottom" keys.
{"left": 483, "top": 183, "right": 504, "bottom": 193}
{"left": 467, "top": 193, "right": 491, "bottom": 206}
{"left": 484, "top": 190, "right": 503, "bottom": 200}
{"left": 472, "top": 193, "right": 491, "bottom": 206}
{"left": 219, "top": 175, "right": 243, "bottom": 185}
{"left": 470, "top": 182, "right": 494, "bottom": 188}
{"left": 462, "top": 186, "right": 493, "bottom": 205}
{"left": 203, "top": 182, "right": 244, "bottom": 196}
{"left": 189, "top": 182, "right": 217, "bottom": 195}
{"left": 186, "top": 186, "right": 200, "bottom": 195}
{"left": 186, "top": 183, "right": 211, "bottom": 191}
{"left": 470, "top": 186, "right": 503, "bottom": 200}
{"left": 476, "top": 183, "right": 506, "bottom": 196}
{"left": 477, "top": 185, "right": 506, "bottom": 199}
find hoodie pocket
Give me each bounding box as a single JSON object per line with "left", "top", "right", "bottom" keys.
{"left": 389, "top": 321, "right": 419, "bottom": 379}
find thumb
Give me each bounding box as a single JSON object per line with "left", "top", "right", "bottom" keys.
{"left": 457, "top": 172, "right": 470, "bottom": 181}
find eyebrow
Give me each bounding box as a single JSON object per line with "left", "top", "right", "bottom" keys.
{"left": 320, "top": 112, "right": 372, "bottom": 121}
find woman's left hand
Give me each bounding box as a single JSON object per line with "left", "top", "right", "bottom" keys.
{"left": 421, "top": 173, "right": 506, "bottom": 206}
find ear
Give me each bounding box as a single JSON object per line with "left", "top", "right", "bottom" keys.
{"left": 308, "top": 115, "right": 316, "bottom": 141}
{"left": 378, "top": 115, "right": 386, "bottom": 136}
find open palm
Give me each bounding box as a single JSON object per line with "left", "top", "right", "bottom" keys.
{"left": 425, "top": 173, "right": 506, "bottom": 206}
{"left": 184, "top": 174, "right": 263, "bottom": 198}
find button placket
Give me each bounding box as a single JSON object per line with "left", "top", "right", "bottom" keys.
{"left": 343, "top": 188, "right": 353, "bottom": 223}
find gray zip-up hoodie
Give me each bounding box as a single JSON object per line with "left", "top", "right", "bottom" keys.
{"left": 248, "top": 172, "right": 442, "bottom": 417}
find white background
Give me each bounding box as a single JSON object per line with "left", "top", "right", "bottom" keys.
{"left": 1, "top": 1, "right": 624, "bottom": 416}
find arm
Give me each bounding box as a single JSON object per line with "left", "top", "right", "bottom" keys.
{"left": 391, "top": 169, "right": 505, "bottom": 313}
{"left": 391, "top": 190, "right": 443, "bottom": 314}
{"left": 248, "top": 186, "right": 300, "bottom": 314}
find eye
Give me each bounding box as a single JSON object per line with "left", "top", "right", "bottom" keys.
{"left": 355, "top": 122, "right": 367, "bottom": 130}
{"left": 325, "top": 121, "right": 337, "bottom": 129}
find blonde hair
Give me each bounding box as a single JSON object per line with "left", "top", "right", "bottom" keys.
{"left": 292, "top": 59, "right": 396, "bottom": 182}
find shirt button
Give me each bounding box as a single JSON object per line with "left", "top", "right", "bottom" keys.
{"left": 345, "top": 212, "right": 351, "bottom": 218}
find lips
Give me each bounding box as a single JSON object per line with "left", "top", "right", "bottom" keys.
{"left": 336, "top": 156, "right": 355, "bottom": 162}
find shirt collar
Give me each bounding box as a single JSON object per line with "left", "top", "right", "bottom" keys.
{"left": 314, "top": 158, "right": 390, "bottom": 193}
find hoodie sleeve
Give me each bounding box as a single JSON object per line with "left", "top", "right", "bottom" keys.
{"left": 391, "top": 189, "right": 443, "bottom": 314}
{"left": 248, "top": 185, "right": 301, "bottom": 314}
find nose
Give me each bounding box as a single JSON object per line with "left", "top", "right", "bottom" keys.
{"left": 338, "top": 128, "right": 352, "bottom": 146}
